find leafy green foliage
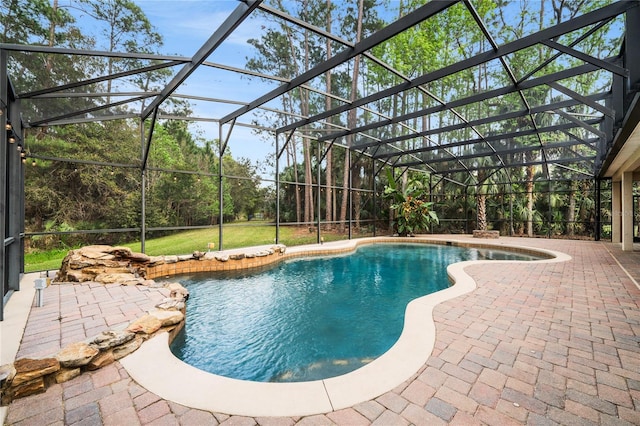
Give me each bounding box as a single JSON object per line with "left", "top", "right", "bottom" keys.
{"left": 383, "top": 170, "right": 439, "bottom": 236}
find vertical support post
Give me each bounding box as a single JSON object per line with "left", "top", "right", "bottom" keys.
{"left": 1, "top": 49, "right": 8, "bottom": 321}
{"left": 140, "top": 120, "right": 146, "bottom": 253}
{"left": 347, "top": 148, "right": 352, "bottom": 240}
{"left": 429, "top": 175, "right": 433, "bottom": 202}
{"left": 465, "top": 185, "right": 469, "bottom": 234}
{"left": 595, "top": 178, "right": 601, "bottom": 241}
{"left": 621, "top": 171, "right": 633, "bottom": 251}
{"left": 218, "top": 123, "right": 224, "bottom": 251}
{"left": 316, "top": 142, "right": 322, "bottom": 244}
{"left": 625, "top": 5, "right": 640, "bottom": 106}
{"left": 372, "top": 157, "right": 377, "bottom": 237}
{"left": 19, "top": 115, "right": 24, "bottom": 275}
{"left": 275, "top": 129, "right": 294, "bottom": 242}
{"left": 547, "top": 181, "right": 552, "bottom": 238}
{"left": 612, "top": 180, "right": 622, "bottom": 243}
{"left": 7, "top": 99, "right": 22, "bottom": 293}
{"left": 509, "top": 187, "right": 514, "bottom": 236}
{"left": 275, "top": 132, "right": 280, "bottom": 244}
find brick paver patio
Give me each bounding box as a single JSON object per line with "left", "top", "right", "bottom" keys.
{"left": 3, "top": 237, "right": 640, "bottom": 425}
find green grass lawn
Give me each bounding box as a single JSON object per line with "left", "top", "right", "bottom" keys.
{"left": 24, "top": 222, "right": 349, "bottom": 273}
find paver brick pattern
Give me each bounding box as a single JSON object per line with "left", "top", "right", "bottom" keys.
{"left": 4, "top": 238, "right": 640, "bottom": 425}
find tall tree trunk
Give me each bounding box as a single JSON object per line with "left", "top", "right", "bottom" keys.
{"left": 526, "top": 164, "right": 534, "bottom": 237}
{"left": 339, "top": 0, "right": 363, "bottom": 232}
{"left": 339, "top": 147, "right": 350, "bottom": 232}
{"left": 301, "top": 13, "right": 314, "bottom": 224}
{"left": 324, "top": 0, "right": 333, "bottom": 227}
{"left": 288, "top": 136, "right": 301, "bottom": 224}
{"left": 477, "top": 193, "right": 487, "bottom": 231}
{"left": 353, "top": 163, "right": 361, "bottom": 231}
{"left": 567, "top": 180, "right": 576, "bottom": 236}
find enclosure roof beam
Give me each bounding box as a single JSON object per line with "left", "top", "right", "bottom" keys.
{"left": 370, "top": 119, "right": 602, "bottom": 159}
{"left": 547, "top": 82, "right": 614, "bottom": 118}
{"left": 225, "top": 0, "right": 458, "bottom": 126}
{"left": 396, "top": 157, "right": 593, "bottom": 174}
{"left": 316, "top": 61, "right": 605, "bottom": 142}
{"left": 27, "top": 91, "right": 160, "bottom": 99}
{"left": 27, "top": 113, "right": 139, "bottom": 127}
{"left": 28, "top": 154, "right": 140, "bottom": 168}
{"left": 393, "top": 138, "right": 598, "bottom": 166}
{"left": 19, "top": 60, "right": 183, "bottom": 99}
{"left": 28, "top": 94, "right": 154, "bottom": 127}
{"left": 357, "top": 113, "right": 602, "bottom": 153}
{"left": 516, "top": 17, "right": 615, "bottom": 84}
{"left": 547, "top": 109, "right": 606, "bottom": 140}
{"left": 360, "top": 92, "right": 607, "bottom": 148}
{"left": 281, "top": 1, "right": 635, "bottom": 135}
{"left": 462, "top": 0, "right": 520, "bottom": 183}
{"left": 259, "top": 1, "right": 470, "bottom": 153}
{"left": 141, "top": 0, "right": 262, "bottom": 120}
{"left": 0, "top": 43, "right": 188, "bottom": 61}
{"left": 542, "top": 39, "right": 629, "bottom": 78}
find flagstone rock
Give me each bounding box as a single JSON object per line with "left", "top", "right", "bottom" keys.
{"left": 12, "top": 377, "right": 45, "bottom": 399}
{"left": 90, "top": 330, "right": 135, "bottom": 350}
{"left": 203, "top": 252, "right": 217, "bottom": 260}
{"left": 79, "top": 245, "right": 117, "bottom": 260}
{"left": 148, "top": 255, "right": 165, "bottom": 266}
{"left": 148, "top": 309, "right": 184, "bottom": 326}
{"left": 166, "top": 282, "right": 189, "bottom": 300}
{"left": 94, "top": 273, "right": 139, "bottom": 284}
{"left": 105, "top": 246, "right": 133, "bottom": 257}
{"left": 113, "top": 336, "right": 143, "bottom": 360}
{"left": 54, "top": 367, "right": 81, "bottom": 384}
{"left": 128, "top": 251, "right": 151, "bottom": 263}
{"left": 56, "top": 342, "right": 99, "bottom": 368}
{"left": 126, "top": 314, "right": 162, "bottom": 334}
{"left": 155, "top": 298, "right": 186, "bottom": 311}
{"left": 12, "top": 358, "right": 60, "bottom": 386}
{"left": 86, "top": 350, "right": 115, "bottom": 370}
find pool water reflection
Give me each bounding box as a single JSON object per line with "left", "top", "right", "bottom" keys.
{"left": 169, "top": 243, "right": 540, "bottom": 382}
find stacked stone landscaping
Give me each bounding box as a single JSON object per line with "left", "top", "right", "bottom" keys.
{"left": 0, "top": 243, "right": 286, "bottom": 405}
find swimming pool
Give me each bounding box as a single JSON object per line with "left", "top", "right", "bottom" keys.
{"left": 169, "top": 243, "right": 541, "bottom": 382}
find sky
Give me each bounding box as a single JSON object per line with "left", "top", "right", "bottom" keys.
{"left": 67, "top": 0, "right": 280, "bottom": 170}
{"left": 136, "top": 1, "right": 275, "bottom": 165}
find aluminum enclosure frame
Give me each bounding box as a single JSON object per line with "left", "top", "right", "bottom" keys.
{"left": 2, "top": 0, "right": 640, "bottom": 316}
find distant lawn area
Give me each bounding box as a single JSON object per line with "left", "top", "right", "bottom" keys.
{"left": 24, "top": 222, "right": 351, "bottom": 273}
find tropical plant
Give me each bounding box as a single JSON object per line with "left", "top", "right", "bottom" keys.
{"left": 383, "top": 171, "right": 439, "bottom": 236}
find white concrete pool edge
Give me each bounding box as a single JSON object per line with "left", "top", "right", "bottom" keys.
{"left": 120, "top": 236, "right": 572, "bottom": 417}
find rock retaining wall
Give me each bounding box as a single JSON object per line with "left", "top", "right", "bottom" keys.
{"left": 0, "top": 280, "right": 188, "bottom": 405}
{"left": 1, "top": 243, "right": 288, "bottom": 405}
{"left": 56, "top": 244, "right": 288, "bottom": 283}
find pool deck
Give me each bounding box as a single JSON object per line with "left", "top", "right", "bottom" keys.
{"left": 2, "top": 236, "right": 640, "bottom": 425}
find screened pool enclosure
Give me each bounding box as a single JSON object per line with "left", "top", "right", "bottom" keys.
{"left": 3, "top": 0, "right": 640, "bottom": 319}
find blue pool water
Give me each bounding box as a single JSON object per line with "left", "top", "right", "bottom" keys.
{"left": 169, "top": 243, "right": 540, "bottom": 382}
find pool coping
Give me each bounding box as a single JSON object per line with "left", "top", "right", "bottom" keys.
{"left": 120, "top": 236, "right": 571, "bottom": 417}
